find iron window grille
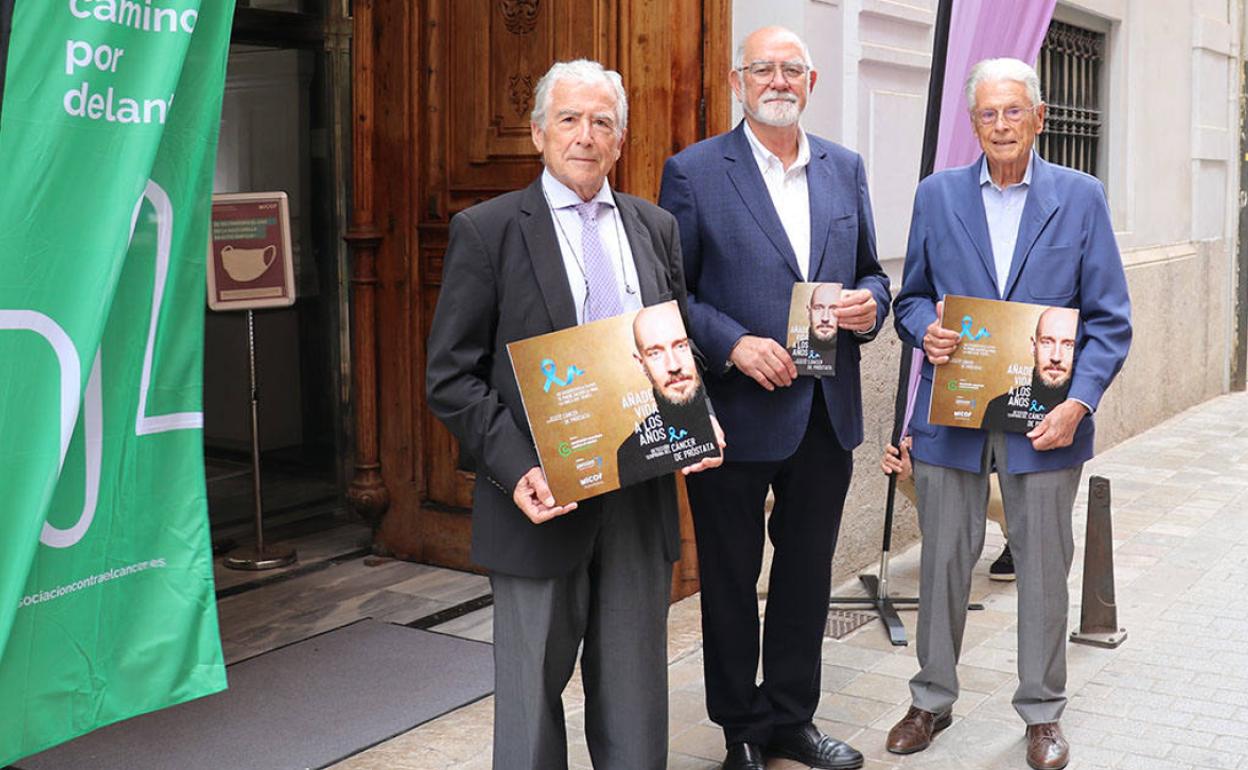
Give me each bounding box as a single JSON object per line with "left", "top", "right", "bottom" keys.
{"left": 1038, "top": 20, "right": 1105, "bottom": 178}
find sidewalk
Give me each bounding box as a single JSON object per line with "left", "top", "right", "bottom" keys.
{"left": 331, "top": 392, "right": 1248, "bottom": 770}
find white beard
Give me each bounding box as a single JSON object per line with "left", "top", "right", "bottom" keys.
{"left": 742, "top": 88, "right": 802, "bottom": 127}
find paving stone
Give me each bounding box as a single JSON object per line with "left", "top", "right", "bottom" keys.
{"left": 668, "top": 722, "right": 724, "bottom": 761}
{"left": 814, "top": 693, "right": 898, "bottom": 727}
{"left": 1211, "top": 733, "right": 1248, "bottom": 755}
{"left": 666, "top": 752, "right": 719, "bottom": 770}
{"left": 1172, "top": 697, "right": 1241, "bottom": 719}
{"left": 822, "top": 638, "right": 896, "bottom": 671}
{"left": 1111, "top": 755, "right": 1195, "bottom": 770}
{"left": 1165, "top": 744, "right": 1243, "bottom": 769}
{"left": 1098, "top": 731, "right": 1172, "bottom": 758}
{"left": 838, "top": 672, "right": 912, "bottom": 705}
{"left": 822, "top": 663, "right": 868, "bottom": 691}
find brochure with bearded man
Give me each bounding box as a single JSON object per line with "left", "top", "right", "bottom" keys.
{"left": 785, "top": 282, "right": 842, "bottom": 377}
{"left": 507, "top": 300, "right": 720, "bottom": 504}
{"left": 928, "top": 295, "right": 1080, "bottom": 433}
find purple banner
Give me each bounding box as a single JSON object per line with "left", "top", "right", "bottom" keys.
{"left": 901, "top": 0, "right": 1056, "bottom": 440}
{"left": 933, "top": 0, "right": 1057, "bottom": 172}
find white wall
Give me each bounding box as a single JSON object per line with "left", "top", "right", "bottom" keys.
{"left": 731, "top": 1, "right": 935, "bottom": 267}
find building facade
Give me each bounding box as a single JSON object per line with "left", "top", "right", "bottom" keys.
{"left": 742, "top": 0, "right": 1247, "bottom": 582}
{"left": 210, "top": 0, "right": 1247, "bottom": 592}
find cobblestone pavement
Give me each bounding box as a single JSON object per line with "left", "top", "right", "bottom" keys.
{"left": 332, "top": 392, "right": 1248, "bottom": 770}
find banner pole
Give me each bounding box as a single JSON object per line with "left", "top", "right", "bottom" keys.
{"left": 225, "top": 310, "right": 296, "bottom": 571}
{"left": 248, "top": 309, "right": 264, "bottom": 553}
{"left": 827, "top": 0, "right": 980, "bottom": 646}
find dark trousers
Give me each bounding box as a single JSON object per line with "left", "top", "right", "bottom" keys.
{"left": 489, "top": 490, "right": 672, "bottom": 770}
{"left": 685, "top": 392, "right": 852, "bottom": 746}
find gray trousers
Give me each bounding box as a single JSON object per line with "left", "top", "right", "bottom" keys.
{"left": 909, "top": 430, "right": 1082, "bottom": 725}
{"left": 489, "top": 493, "right": 671, "bottom": 770}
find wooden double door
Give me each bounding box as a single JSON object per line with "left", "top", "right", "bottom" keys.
{"left": 348, "top": 0, "right": 730, "bottom": 599}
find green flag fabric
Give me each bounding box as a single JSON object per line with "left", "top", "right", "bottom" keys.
{"left": 0, "top": 1, "right": 233, "bottom": 762}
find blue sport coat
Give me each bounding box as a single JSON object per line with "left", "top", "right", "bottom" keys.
{"left": 659, "top": 122, "right": 891, "bottom": 462}
{"left": 893, "top": 154, "right": 1132, "bottom": 474}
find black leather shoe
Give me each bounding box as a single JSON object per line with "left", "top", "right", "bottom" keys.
{"left": 767, "top": 723, "right": 864, "bottom": 769}
{"left": 989, "top": 543, "right": 1016, "bottom": 581}
{"left": 722, "top": 742, "right": 765, "bottom": 770}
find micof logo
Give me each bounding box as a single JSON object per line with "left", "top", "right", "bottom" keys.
{"left": 541, "top": 358, "right": 585, "bottom": 392}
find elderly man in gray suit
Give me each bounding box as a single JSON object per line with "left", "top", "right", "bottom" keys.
{"left": 426, "top": 59, "right": 722, "bottom": 770}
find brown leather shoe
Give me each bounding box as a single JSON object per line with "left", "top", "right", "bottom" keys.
{"left": 1025, "top": 722, "right": 1069, "bottom": 770}
{"left": 885, "top": 705, "right": 952, "bottom": 754}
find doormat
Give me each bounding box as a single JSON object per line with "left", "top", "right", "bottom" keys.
{"left": 826, "top": 609, "right": 876, "bottom": 640}
{"left": 15, "top": 620, "right": 493, "bottom": 770}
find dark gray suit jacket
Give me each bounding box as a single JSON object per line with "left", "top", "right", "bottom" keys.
{"left": 426, "top": 178, "right": 687, "bottom": 579}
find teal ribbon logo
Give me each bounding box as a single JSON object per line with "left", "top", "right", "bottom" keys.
{"left": 541, "top": 358, "right": 585, "bottom": 392}
{"left": 959, "top": 315, "right": 990, "bottom": 341}
{"left": 667, "top": 426, "right": 688, "bottom": 441}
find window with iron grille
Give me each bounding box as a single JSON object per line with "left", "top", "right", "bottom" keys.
{"left": 1038, "top": 20, "right": 1105, "bottom": 178}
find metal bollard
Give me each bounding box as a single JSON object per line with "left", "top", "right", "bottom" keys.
{"left": 1070, "top": 475, "right": 1127, "bottom": 648}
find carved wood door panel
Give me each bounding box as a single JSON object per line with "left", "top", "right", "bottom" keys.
{"left": 444, "top": 0, "right": 614, "bottom": 203}
{"left": 420, "top": 0, "right": 617, "bottom": 514}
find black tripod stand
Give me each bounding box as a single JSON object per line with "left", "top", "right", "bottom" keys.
{"left": 828, "top": 349, "right": 983, "bottom": 646}
{"left": 828, "top": 472, "right": 920, "bottom": 646}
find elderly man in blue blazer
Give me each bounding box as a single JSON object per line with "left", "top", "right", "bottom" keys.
{"left": 887, "top": 58, "right": 1131, "bottom": 770}
{"left": 659, "top": 25, "right": 890, "bottom": 770}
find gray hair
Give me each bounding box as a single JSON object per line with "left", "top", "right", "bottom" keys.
{"left": 531, "top": 59, "right": 628, "bottom": 135}
{"left": 732, "top": 26, "right": 814, "bottom": 71}
{"left": 964, "top": 57, "right": 1043, "bottom": 111}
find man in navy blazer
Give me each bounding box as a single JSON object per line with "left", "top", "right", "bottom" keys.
{"left": 887, "top": 58, "right": 1131, "bottom": 770}
{"left": 659, "top": 26, "right": 889, "bottom": 770}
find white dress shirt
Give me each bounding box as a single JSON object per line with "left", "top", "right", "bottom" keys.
{"left": 541, "top": 169, "right": 642, "bottom": 324}
{"left": 980, "top": 152, "right": 1033, "bottom": 296}
{"left": 743, "top": 120, "right": 812, "bottom": 279}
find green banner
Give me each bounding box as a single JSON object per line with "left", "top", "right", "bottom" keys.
{"left": 0, "top": 1, "right": 233, "bottom": 763}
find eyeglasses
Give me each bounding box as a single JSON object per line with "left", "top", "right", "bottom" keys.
{"left": 738, "top": 61, "right": 809, "bottom": 82}
{"left": 973, "top": 105, "right": 1037, "bottom": 125}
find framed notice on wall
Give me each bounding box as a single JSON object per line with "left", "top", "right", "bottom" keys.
{"left": 207, "top": 192, "right": 296, "bottom": 311}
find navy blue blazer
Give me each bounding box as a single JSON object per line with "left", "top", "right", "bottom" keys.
{"left": 659, "top": 122, "right": 891, "bottom": 462}
{"left": 893, "top": 155, "right": 1132, "bottom": 474}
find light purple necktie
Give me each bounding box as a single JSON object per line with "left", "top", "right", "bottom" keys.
{"left": 575, "top": 201, "right": 623, "bottom": 322}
